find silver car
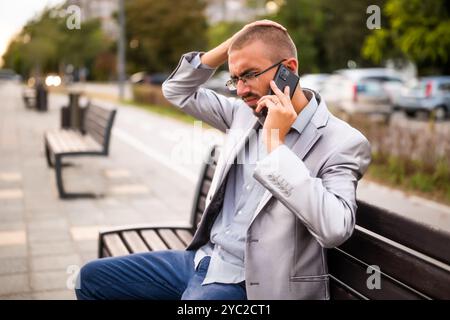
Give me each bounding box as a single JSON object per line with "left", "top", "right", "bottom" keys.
{"left": 395, "top": 76, "right": 450, "bottom": 120}
{"left": 321, "top": 68, "right": 404, "bottom": 117}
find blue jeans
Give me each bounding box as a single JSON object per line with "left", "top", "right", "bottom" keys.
{"left": 75, "top": 250, "right": 247, "bottom": 300}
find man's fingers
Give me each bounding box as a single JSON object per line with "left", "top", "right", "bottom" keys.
{"left": 255, "top": 99, "right": 276, "bottom": 113}
{"left": 270, "top": 81, "right": 290, "bottom": 105}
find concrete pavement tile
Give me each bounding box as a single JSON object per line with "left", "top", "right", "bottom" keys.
{"left": 27, "top": 218, "right": 68, "bottom": 232}
{"left": 27, "top": 229, "right": 72, "bottom": 243}
{"left": 0, "top": 222, "right": 25, "bottom": 231}
{"left": 74, "top": 240, "right": 97, "bottom": 254}
{"left": 30, "top": 241, "right": 76, "bottom": 257}
{"left": 0, "top": 273, "right": 30, "bottom": 296}
{"left": 80, "top": 252, "right": 98, "bottom": 265}
{"left": 0, "top": 230, "right": 27, "bottom": 246}
{"left": 109, "top": 184, "right": 150, "bottom": 196}
{"left": 0, "top": 210, "right": 25, "bottom": 223}
{"left": 0, "top": 245, "right": 27, "bottom": 258}
{"left": 32, "top": 289, "right": 76, "bottom": 300}
{"left": 0, "top": 292, "right": 34, "bottom": 300}
{"left": 0, "top": 172, "right": 22, "bottom": 182}
{"left": 30, "top": 270, "right": 71, "bottom": 291}
{"left": 0, "top": 257, "right": 28, "bottom": 275}
{"left": 31, "top": 254, "right": 82, "bottom": 272}
{"left": 70, "top": 225, "right": 106, "bottom": 241}
{"left": 0, "top": 189, "right": 23, "bottom": 200}
{"left": 67, "top": 210, "right": 105, "bottom": 226}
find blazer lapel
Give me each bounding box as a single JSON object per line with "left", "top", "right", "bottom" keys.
{"left": 251, "top": 100, "right": 330, "bottom": 222}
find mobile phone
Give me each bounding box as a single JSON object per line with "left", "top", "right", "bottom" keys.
{"left": 261, "top": 64, "right": 299, "bottom": 116}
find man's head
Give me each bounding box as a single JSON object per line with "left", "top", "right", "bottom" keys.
{"left": 228, "top": 25, "right": 298, "bottom": 110}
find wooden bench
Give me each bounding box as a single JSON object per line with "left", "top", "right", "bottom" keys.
{"left": 44, "top": 103, "right": 117, "bottom": 199}
{"left": 98, "top": 145, "right": 450, "bottom": 299}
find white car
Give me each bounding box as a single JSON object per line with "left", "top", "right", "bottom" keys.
{"left": 299, "top": 73, "right": 330, "bottom": 93}
{"left": 321, "top": 68, "right": 404, "bottom": 116}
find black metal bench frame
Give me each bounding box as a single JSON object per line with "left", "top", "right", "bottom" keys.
{"left": 98, "top": 145, "right": 450, "bottom": 299}
{"left": 44, "top": 103, "right": 117, "bottom": 199}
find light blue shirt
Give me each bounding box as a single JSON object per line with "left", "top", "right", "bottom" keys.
{"left": 190, "top": 53, "right": 319, "bottom": 284}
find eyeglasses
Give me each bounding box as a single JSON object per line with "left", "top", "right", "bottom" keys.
{"left": 225, "top": 59, "right": 286, "bottom": 91}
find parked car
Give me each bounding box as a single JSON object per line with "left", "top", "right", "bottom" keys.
{"left": 0, "top": 68, "right": 21, "bottom": 82}
{"left": 202, "top": 70, "right": 234, "bottom": 96}
{"left": 321, "top": 68, "right": 404, "bottom": 117}
{"left": 395, "top": 76, "right": 450, "bottom": 120}
{"left": 130, "top": 72, "right": 169, "bottom": 85}
{"left": 299, "top": 73, "right": 330, "bottom": 93}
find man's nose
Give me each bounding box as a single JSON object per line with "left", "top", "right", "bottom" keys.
{"left": 236, "top": 80, "right": 251, "bottom": 97}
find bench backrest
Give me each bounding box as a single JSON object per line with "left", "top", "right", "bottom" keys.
{"left": 189, "top": 145, "right": 220, "bottom": 231}
{"left": 329, "top": 200, "right": 450, "bottom": 299}
{"left": 186, "top": 145, "right": 450, "bottom": 299}
{"left": 83, "top": 104, "right": 117, "bottom": 154}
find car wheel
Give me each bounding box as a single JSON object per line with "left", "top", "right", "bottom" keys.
{"left": 433, "top": 106, "right": 447, "bottom": 121}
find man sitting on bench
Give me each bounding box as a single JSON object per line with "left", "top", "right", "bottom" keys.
{"left": 76, "top": 20, "right": 371, "bottom": 300}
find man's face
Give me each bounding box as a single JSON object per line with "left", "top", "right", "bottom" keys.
{"left": 228, "top": 40, "right": 278, "bottom": 113}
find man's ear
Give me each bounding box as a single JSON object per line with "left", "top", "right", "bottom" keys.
{"left": 285, "top": 58, "right": 298, "bottom": 75}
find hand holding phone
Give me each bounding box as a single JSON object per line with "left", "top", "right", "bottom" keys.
{"left": 260, "top": 64, "right": 299, "bottom": 116}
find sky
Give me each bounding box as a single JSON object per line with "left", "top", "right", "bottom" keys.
{"left": 0, "top": 0, "right": 64, "bottom": 67}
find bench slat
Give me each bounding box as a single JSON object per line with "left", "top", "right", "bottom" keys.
{"left": 87, "top": 105, "right": 113, "bottom": 121}
{"left": 85, "top": 116, "right": 108, "bottom": 133}
{"left": 336, "top": 228, "right": 450, "bottom": 299}
{"left": 140, "top": 230, "right": 169, "bottom": 251}
{"left": 200, "top": 180, "right": 211, "bottom": 197}
{"left": 329, "top": 278, "right": 362, "bottom": 300}
{"left": 103, "top": 234, "right": 129, "bottom": 257}
{"left": 175, "top": 230, "right": 194, "bottom": 246}
{"left": 328, "top": 248, "right": 426, "bottom": 299}
{"left": 356, "top": 201, "right": 450, "bottom": 265}
{"left": 122, "top": 231, "right": 149, "bottom": 253}
{"left": 197, "top": 195, "right": 207, "bottom": 213}
{"left": 158, "top": 229, "right": 186, "bottom": 250}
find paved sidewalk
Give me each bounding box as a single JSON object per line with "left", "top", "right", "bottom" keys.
{"left": 0, "top": 82, "right": 203, "bottom": 299}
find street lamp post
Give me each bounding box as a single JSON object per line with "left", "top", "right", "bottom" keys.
{"left": 118, "top": 0, "right": 126, "bottom": 101}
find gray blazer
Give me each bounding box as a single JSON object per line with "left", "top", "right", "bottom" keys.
{"left": 162, "top": 52, "right": 372, "bottom": 300}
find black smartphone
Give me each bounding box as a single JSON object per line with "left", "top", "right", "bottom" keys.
{"left": 261, "top": 64, "right": 299, "bottom": 116}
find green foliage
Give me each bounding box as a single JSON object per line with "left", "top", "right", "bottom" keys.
{"left": 125, "top": 0, "right": 208, "bottom": 74}
{"left": 2, "top": 5, "right": 113, "bottom": 80}
{"left": 272, "top": 0, "right": 386, "bottom": 73}
{"left": 362, "top": 0, "right": 450, "bottom": 74}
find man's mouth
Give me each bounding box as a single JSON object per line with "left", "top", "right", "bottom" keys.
{"left": 243, "top": 96, "right": 259, "bottom": 107}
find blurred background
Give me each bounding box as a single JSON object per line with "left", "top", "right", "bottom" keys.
{"left": 0, "top": 0, "right": 449, "bottom": 299}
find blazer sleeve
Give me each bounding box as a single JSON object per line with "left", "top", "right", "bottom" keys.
{"left": 253, "top": 131, "right": 372, "bottom": 248}
{"left": 162, "top": 51, "right": 239, "bottom": 132}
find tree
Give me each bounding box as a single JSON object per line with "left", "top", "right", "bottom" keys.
{"left": 266, "top": 0, "right": 386, "bottom": 73}
{"left": 362, "top": 0, "right": 450, "bottom": 75}
{"left": 2, "top": 5, "right": 113, "bottom": 80}
{"left": 125, "top": 0, "right": 208, "bottom": 74}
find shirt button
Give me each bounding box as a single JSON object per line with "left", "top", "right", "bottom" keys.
{"left": 238, "top": 210, "right": 242, "bottom": 215}
{"left": 246, "top": 184, "right": 251, "bottom": 191}
{"left": 218, "top": 245, "right": 222, "bottom": 250}
{"left": 225, "top": 230, "right": 230, "bottom": 234}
